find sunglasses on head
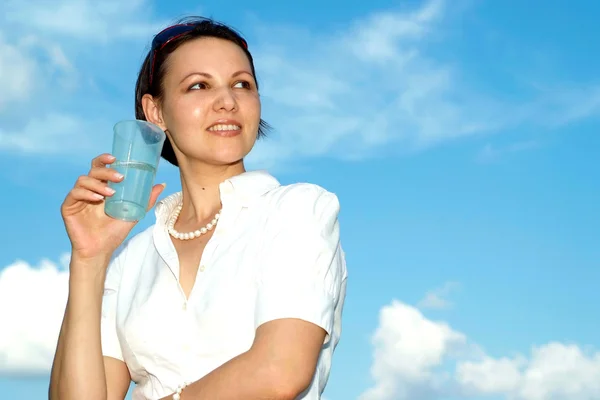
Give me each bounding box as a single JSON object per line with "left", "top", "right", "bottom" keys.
{"left": 149, "top": 23, "right": 249, "bottom": 86}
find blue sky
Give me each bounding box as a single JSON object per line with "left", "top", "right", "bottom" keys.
{"left": 0, "top": 0, "right": 599, "bottom": 399}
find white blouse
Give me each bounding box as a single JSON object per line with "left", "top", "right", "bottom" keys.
{"left": 100, "top": 170, "right": 348, "bottom": 400}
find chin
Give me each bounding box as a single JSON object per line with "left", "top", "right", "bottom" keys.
{"left": 204, "top": 146, "right": 253, "bottom": 166}
{"left": 182, "top": 135, "right": 256, "bottom": 166}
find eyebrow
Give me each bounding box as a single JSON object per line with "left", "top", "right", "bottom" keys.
{"left": 179, "top": 70, "right": 254, "bottom": 84}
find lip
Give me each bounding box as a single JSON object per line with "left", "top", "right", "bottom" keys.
{"left": 206, "top": 119, "right": 243, "bottom": 137}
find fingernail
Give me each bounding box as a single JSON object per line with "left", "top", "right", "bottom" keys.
{"left": 115, "top": 173, "right": 124, "bottom": 180}
{"left": 160, "top": 183, "right": 167, "bottom": 188}
{"left": 105, "top": 187, "right": 116, "bottom": 195}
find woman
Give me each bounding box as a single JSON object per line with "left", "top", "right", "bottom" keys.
{"left": 49, "top": 17, "right": 347, "bottom": 400}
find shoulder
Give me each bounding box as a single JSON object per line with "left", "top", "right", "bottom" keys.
{"left": 256, "top": 183, "right": 347, "bottom": 286}
{"left": 265, "top": 182, "right": 340, "bottom": 222}
{"left": 258, "top": 183, "right": 341, "bottom": 242}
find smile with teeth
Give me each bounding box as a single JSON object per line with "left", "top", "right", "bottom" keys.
{"left": 208, "top": 124, "right": 241, "bottom": 131}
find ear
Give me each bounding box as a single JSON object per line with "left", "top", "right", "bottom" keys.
{"left": 141, "top": 93, "right": 167, "bottom": 131}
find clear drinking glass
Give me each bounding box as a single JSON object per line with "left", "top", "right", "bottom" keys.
{"left": 104, "top": 120, "right": 166, "bottom": 221}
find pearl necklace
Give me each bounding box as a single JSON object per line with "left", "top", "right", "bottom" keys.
{"left": 167, "top": 203, "right": 221, "bottom": 240}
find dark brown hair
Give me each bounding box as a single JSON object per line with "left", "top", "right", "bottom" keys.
{"left": 134, "top": 17, "right": 270, "bottom": 166}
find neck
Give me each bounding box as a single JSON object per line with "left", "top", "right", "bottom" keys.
{"left": 177, "top": 159, "right": 245, "bottom": 224}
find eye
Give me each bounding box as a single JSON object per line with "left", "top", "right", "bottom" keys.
{"left": 189, "top": 82, "right": 208, "bottom": 90}
{"left": 233, "top": 80, "right": 252, "bottom": 89}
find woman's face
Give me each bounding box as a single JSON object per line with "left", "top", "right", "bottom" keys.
{"left": 150, "top": 37, "right": 261, "bottom": 167}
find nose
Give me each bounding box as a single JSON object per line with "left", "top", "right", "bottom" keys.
{"left": 212, "top": 86, "right": 238, "bottom": 112}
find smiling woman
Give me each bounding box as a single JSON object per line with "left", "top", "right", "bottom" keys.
{"left": 48, "top": 16, "right": 347, "bottom": 400}
{"left": 134, "top": 17, "right": 271, "bottom": 168}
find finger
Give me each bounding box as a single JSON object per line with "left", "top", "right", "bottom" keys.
{"left": 88, "top": 166, "right": 124, "bottom": 183}
{"left": 69, "top": 187, "right": 105, "bottom": 203}
{"left": 62, "top": 187, "right": 97, "bottom": 210}
{"left": 146, "top": 183, "right": 167, "bottom": 211}
{"left": 91, "top": 153, "right": 116, "bottom": 169}
{"left": 75, "top": 175, "right": 116, "bottom": 198}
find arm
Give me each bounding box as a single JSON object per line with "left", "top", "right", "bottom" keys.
{"left": 160, "top": 186, "right": 345, "bottom": 400}
{"left": 159, "top": 319, "right": 326, "bottom": 400}
{"left": 49, "top": 153, "right": 163, "bottom": 399}
{"left": 48, "top": 255, "right": 130, "bottom": 400}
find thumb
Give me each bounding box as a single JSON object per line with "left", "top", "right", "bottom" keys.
{"left": 146, "top": 183, "right": 167, "bottom": 211}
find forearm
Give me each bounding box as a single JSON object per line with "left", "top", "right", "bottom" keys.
{"left": 49, "top": 256, "right": 110, "bottom": 400}
{"left": 160, "top": 349, "right": 298, "bottom": 400}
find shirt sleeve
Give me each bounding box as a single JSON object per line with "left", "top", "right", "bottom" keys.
{"left": 254, "top": 185, "right": 346, "bottom": 342}
{"left": 100, "top": 245, "right": 126, "bottom": 361}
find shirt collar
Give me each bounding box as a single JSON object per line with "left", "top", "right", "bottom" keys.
{"left": 154, "top": 170, "right": 280, "bottom": 221}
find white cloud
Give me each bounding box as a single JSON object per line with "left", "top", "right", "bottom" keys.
{"left": 0, "top": 256, "right": 69, "bottom": 374}
{"left": 359, "top": 301, "right": 468, "bottom": 400}
{"left": 456, "top": 356, "right": 524, "bottom": 395}
{"left": 457, "top": 342, "right": 600, "bottom": 400}
{"left": 1, "top": 257, "right": 599, "bottom": 400}
{"left": 361, "top": 300, "right": 600, "bottom": 400}
{"left": 417, "top": 281, "right": 460, "bottom": 310}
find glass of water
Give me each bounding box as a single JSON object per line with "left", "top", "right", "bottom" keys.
{"left": 104, "top": 120, "right": 166, "bottom": 222}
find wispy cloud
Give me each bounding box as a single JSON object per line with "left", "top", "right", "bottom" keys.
{"left": 0, "top": 0, "right": 167, "bottom": 159}
{"left": 417, "top": 281, "right": 461, "bottom": 310}
{"left": 250, "top": 0, "right": 485, "bottom": 165}
{"left": 3, "top": 0, "right": 163, "bottom": 42}
{"left": 360, "top": 300, "right": 600, "bottom": 400}
{"left": 247, "top": 0, "right": 600, "bottom": 166}
{"left": 521, "top": 84, "right": 600, "bottom": 128}
{"left": 1, "top": 0, "right": 599, "bottom": 165}
{"left": 476, "top": 140, "right": 541, "bottom": 163}
{"left": 0, "top": 34, "right": 41, "bottom": 109}
{"left": 0, "top": 113, "right": 106, "bottom": 154}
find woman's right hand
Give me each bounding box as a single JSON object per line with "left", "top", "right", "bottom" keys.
{"left": 61, "top": 153, "right": 165, "bottom": 263}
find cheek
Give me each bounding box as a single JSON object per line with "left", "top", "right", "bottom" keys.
{"left": 192, "top": 106, "right": 204, "bottom": 119}
{"left": 167, "top": 96, "right": 208, "bottom": 125}
{"left": 244, "top": 94, "right": 261, "bottom": 117}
